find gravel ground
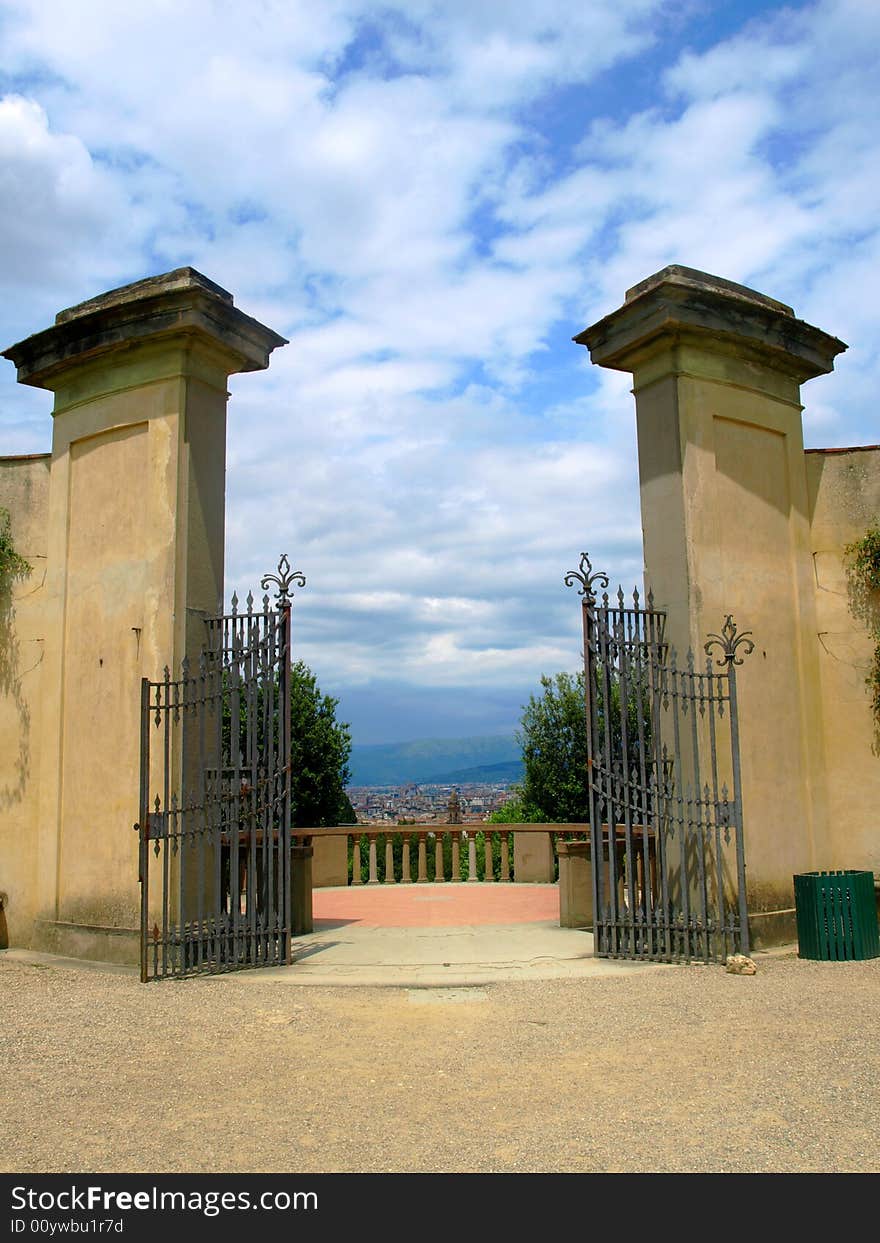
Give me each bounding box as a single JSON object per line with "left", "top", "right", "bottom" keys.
{"left": 2, "top": 951, "right": 878, "bottom": 1174}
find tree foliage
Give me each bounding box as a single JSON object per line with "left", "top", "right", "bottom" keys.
{"left": 289, "top": 660, "right": 353, "bottom": 827}
{"left": 222, "top": 659, "right": 353, "bottom": 827}
{"left": 504, "top": 665, "right": 652, "bottom": 823}
{"left": 0, "top": 507, "right": 31, "bottom": 587}
{"left": 844, "top": 525, "right": 880, "bottom": 747}
{"left": 518, "top": 672, "right": 590, "bottom": 822}
{"left": 485, "top": 788, "right": 542, "bottom": 824}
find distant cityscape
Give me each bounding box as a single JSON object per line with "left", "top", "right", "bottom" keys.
{"left": 347, "top": 781, "right": 517, "bottom": 825}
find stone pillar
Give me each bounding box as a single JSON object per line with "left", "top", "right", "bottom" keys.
{"left": 291, "top": 842, "right": 314, "bottom": 937}
{"left": 557, "top": 840, "right": 592, "bottom": 929}
{"left": 575, "top": 266, "right": 846, "bottom": 946}
{"left": 513, "top": 831, "right": 555, "bottom": 882}
{"left": 312, "top": 833, "right": 350, "bottom": 887}
{"left": 2, "top": 268, "right": 286, "bottom": 962}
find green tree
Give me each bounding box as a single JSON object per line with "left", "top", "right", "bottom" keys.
{"left": 518, "top": 672, "right": 589, "bottom": 822}
{"left": 222, "top": 660, "right": 352, "bottom": 825}
{"left": 338, "top": 791, "right": 358, "bottom": 824}
{"left": 485, "top": 788, "right": 541, "bottom": 824}
{"left": 512, "top": 666, "right": 651, "bottom": 823}
{"left": 289, "top": 660, "right": 353, "bottom": 827}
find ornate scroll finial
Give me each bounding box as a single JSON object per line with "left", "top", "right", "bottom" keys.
{"left": 564, "top": 552, "right": 609, "bottom": 604}
{"left": 704, "top": 615, "right": 754, "bottom": 667}
{"left": 261, "top": 553, "right": 306, "bottom": 606}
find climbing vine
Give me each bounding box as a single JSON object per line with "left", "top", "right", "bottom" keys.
{"left": 0, "top": 507, "right": 31, "bottom": 587}
{"left": 844, "top": 525, "right": 880, "bottom": 736}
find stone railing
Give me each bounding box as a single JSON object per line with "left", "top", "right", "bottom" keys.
{"left": 287, "top": 823, "right": 649, "bottom": 937}
{"left": 292, "top": 823, "right": 589, "bottom": 886}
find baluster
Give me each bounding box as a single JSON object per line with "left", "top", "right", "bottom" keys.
{"left": 368, "top": 835, "right": 379, "bottom": 885}
{"left": 402, "top": 836, "right": 411, "bottom": 884}
{"left": 432, "top": 833, "right": 443, "bottom": 882}
{"left": 384, "top": 836, "right": 396, "bottom": 884}
{"left": 417, "top": 833, "right": 428, "bottom": 883}
{"left": 500, "top": 832, "right": 510, "bottom": 882}
{"left": 484, "top": 831, "right": 495, "bottom": 882}
{"left": 467, "top": 831, "right": 478, "bottom": 882}
{"left": 352, "top": 835, "right": 363, "bottom": 886}
{"left": 451, "top": 833, "right": 461, "bottom": 882}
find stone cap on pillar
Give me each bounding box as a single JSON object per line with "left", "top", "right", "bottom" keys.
{"left": 574, "top": 264, "right": 847, "bottom": 382}
{"left": 2, "top": 266, "right": 288, "bottom": 389}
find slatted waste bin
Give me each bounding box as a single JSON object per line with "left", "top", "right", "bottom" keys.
{"left": 794, "top": 870, "right": 879, "bottom": 961}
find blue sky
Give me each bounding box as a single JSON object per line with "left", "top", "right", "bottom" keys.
{"left": 1, "top": 0, "right": 878, "bottom": 744}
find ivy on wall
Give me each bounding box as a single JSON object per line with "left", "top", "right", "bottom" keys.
{"left": 844, "top": 525, "right": 880, "bottom": 740}
{"left": 0, "top": 507, "right": 32, "bottom": 587}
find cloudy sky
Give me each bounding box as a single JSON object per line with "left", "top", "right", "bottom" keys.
{"left": 1, "top": 0, "right": 878, "bottom": 744}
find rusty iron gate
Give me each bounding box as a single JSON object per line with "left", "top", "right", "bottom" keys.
{"left": 565, "top": 554, "right": 753, "bottom": 964}
{"left": 137, "top": 556, "right": 304, "bottom": 981}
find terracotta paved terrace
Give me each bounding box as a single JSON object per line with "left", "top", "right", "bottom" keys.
{"left": 312, "top": 881, "right": 560, "bottom": 928}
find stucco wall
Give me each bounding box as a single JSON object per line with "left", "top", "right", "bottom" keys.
{"left": 33, "top": 346, "right": 232, "bottom": 961}
{"left": 806, "top": 446, "right": 880, "bottom": 875}
{"left": 0, "top": 454, "right": 50, "bottom": 947}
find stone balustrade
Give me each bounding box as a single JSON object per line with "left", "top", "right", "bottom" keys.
{"left": 292, "top": 823, "right": 590, "bottom": 886}
{"left": 287, "top": 823, "right": 642, "bottom": 937}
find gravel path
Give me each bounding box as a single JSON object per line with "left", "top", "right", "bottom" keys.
{"left": 2, "top": 952, "right": 878, "bottom": 1173}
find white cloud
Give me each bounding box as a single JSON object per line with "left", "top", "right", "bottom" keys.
{"left": 0, "top": 95, "right": 130, "bottom": 287}
{"left": 0, "top": 0, "right": 878, "bottom": 738}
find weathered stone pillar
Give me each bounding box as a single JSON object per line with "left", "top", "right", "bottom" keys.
{"left": 3, "top": 268, "right": 286, "bottom": 962}
{"left": 312, "top": 833, "right": 350, "bottom": 887}
{"left": 291, "top": 842, "right": 314, "bottom": 936}
{"left": 557, "top": 840, "right": 592, "bottom": 929}
{"left": 513, "top": 832, "right": 555, "bottom": 882}
{"left": 576, "top": 266, "right": 846, "bottom": 946}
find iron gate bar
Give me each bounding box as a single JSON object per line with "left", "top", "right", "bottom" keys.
{"left": 705, "top": 614, "right": 753, "bottom": 955}
{"left": 137, "top": 554, "right": 304, "bottom": 981}
{"left": 565, "top": 553, "right": 752, "bottom": 965}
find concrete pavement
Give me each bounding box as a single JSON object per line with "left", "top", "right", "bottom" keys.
{"left": 240, "top": 882, "right": 672, "bottom": 986}
{"left": 4, "top": 884, "right": 792, "bottom": 986}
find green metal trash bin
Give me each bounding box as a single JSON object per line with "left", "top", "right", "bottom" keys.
{"left": 794, "top": 870, "right": 879, "bottom": 961}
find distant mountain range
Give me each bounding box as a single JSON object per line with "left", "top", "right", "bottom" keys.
{"left": 425, "top": 759, "right": 524, "bottom": 785}
{"left": 349, "top": 734, "right": 521, "bottom": 786}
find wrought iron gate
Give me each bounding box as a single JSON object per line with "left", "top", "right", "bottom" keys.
{"left": 137, "top": 556, "right": 304, "bottom": 981}
{"left": 565, "top": 554, "right": 753, "bottom": 964}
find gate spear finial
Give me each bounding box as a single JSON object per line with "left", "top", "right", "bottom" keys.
{"left": 704, "top": 615, "right": 755, "bottom": 666}
{"left": 261, "top": 553, "right": 306, "bottom": 605}
{"left": 564, "top": 552, "right": 609, "bottom": 605}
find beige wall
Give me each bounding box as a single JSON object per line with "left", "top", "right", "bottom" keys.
{"left": 578, "top": 266, "right": 850, "bottom": 945}
{"left": 648, "top": 349, "right": 829, "bottom": 915}
{"left": 35, "top": 345, "right": 235, "bottom": 958}
{"left": 1, "top": 268, "right": 285, "bottom": 961}
{"left": 29, "top": 349, "right": 227, "bottom": 959}
{"left": 807, "top": 447, "right": 880, "bottom": 876}
{"left": 0, "top": 455, "right": 50, "bottom": 947}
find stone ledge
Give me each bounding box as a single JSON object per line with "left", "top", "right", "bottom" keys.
{"left": 33, "top": 919, "right": 139, "bottom": 966}
{"left": 2, "top": 266, "right": 287, "bottom": 389}
{"left": 575, "top": 264, "right": 847, "bottom": 382}
{"left": 748, "top": 907, "right": 799, "bottom": 951}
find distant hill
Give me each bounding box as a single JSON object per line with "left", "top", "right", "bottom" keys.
{"left": 349, "top": 734, "right": 520, "bottom": 786}
{"left": 424, "top": 759, "right": 524, "bottom": 785}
